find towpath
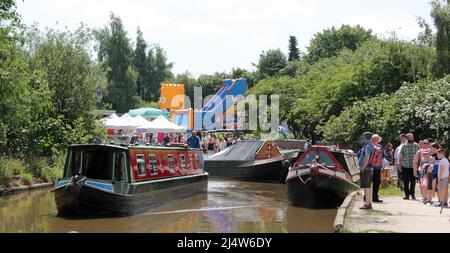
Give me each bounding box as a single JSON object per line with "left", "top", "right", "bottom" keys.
{"left": 344, "top": 188, "right": 450, "bottom": 233}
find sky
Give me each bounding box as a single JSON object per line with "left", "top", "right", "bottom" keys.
{"left": 16, "top": 0, "right": 433, "bottom": 77}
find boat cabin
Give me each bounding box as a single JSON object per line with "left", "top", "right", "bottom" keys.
{"left": 293, "top": 146, "right": 360, "bottom": 182}
{"left": 63, "top": 144, "right": 204, "bottom": 184}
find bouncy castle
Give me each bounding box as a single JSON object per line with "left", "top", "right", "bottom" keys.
{"left": 160, "top": 79, "right": 248, "bottom": 131}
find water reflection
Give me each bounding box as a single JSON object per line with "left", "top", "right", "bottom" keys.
{"left": 0, "top": 180, "right": 336, "bottom": 233}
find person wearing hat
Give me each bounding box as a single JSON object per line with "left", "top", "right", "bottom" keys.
{"left": 358, "top": 132, "right": 374, "bottom": 210}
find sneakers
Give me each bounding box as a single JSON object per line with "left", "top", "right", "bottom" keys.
{"left": 433, "top": 202, "right": 449, "bottom": 207}
{"left": 433, "top": 202, "right": 443, "bottom": 207}
{"left": 359, "top": 204, "right": 373, "bottom": 210}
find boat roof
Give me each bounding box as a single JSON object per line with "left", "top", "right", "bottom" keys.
{"left": 206, "top": 140, "right": 267, "bottom": 161}
{"left": 308, "top": 145, "right": 356, "bottom": 155}
{"left": 69, "top": 144, "right": 192, "bottom": 151}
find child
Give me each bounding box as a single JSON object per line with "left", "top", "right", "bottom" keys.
{"left": 436, "top": 149, "right": 450, "bottom": 207}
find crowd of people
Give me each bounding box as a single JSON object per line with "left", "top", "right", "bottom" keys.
{"left": 128, "top": 129, "right": 257, "bottom": 156}
{"left": 186, "top": 131, "right": 255, "bottom": 155}
{"left": 358, "top": 132, "right": 450, "bottom": 210}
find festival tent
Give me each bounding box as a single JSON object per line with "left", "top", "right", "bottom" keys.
{"left": 105, "top": 113, "right": 136, "bottom": 129}
{"left": 99, "top": 113, "right": 119, "bottom": 125}
{"left": 145, "top": 115, "right": 187, "bottom": 133}
{"left": 134, "top": 115, "right": 153, "bottom": 129}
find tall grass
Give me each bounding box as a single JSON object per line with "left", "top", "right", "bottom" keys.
{"left": 0, "top": 152, "right": 65, "bottom": 188}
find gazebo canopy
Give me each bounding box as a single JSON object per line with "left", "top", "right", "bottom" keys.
{"left": 128, "top": 108, "right": 167, "bottom": 118}
{"left": 105, "top": 113, "right": 136, "bottom": 129}
{"left": 134, "top": 115, "right": 152, "bottom": 129}
{"left": 145, "top": 115, "right": 187, "bottom": 133}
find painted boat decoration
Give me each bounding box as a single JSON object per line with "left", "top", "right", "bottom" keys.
{"left": 53, "top": 144, "right": 208, "bottom": 216}
{"left": 204, "top": 140, "right": 290, "bottom": 183}
{"left": 286, "top": 146, "right": 360, "bottom": 208}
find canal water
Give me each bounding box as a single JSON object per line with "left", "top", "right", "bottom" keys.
{"left": 0, "top": 179, "right": 337, "bottom": 233}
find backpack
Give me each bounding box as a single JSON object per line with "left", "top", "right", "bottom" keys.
{"left": 368, "top": 144, "right": 383, "bottom": 167}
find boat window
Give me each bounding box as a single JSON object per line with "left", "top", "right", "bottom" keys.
{"left": 81, "top": 149, "right": 114, "bottom": 180}
{"left": 299, "top": 150, "right": 316, "bottom": 166}
{"left": 149, "top": 154, "right": 158, "bottom": 175}
{"left": 180, "top": 154, "right": 186, "bottom": 170}
{"left": 317, "top": 151, "right": 335, "bottom": 167}
{"left": 332, "top": 152, "right": 347, "bottom": 171}
{"left": 114, "top": 151, "right": 128, "bottom": 182}
{"left": 136, "top": 155, "right": 146, "bottom": 176}
{"left": 168, "top": 154, "right": 175, "bottom": 172}
{"left": 68, "top": 149, "right": 82, "bottom": 176}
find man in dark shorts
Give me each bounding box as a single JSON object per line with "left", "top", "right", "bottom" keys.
{"left": 358, "top": 132, "right": 374, "bottom": 210}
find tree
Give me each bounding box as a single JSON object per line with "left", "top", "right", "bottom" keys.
{"left": 288, "top": 36, "right": 300, "bottom": 61}
{"left": 320, "top": 76, "right": 450, "bottom": 148}
{"left": 133, "top": 27, "right": 148, "bottom": 99}
{"left": 28, "top": 25, "right": 98, "bottom": 124}
{"left": 416, "top": 16, "right": 434, "bottom": 47}
{"left": 147, "top": 46, "right": 173, "bottom": 101}
{"left": 255, "top": 49, "right": 287, "bottom": 79}
{"left": 96, "top": 13, "right": 137, "bottom": 113}
{"left": 431, "top": 0, "right": 450, "bottom": 77}
{"left": 306, "top": 24, "right": 374, "bottom": 64}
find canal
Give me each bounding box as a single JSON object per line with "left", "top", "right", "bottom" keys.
{"left": 0, "top": 179, "right": 337, "bottom": 233}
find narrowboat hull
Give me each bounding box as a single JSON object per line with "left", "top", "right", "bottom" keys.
{"left": 286, "top": 168, "right": 359, "bottom": 208}
{"left": 204, "top": 158, "right": 290, "bottom": 183}
{"left": 53, "top": 173, "right": 208, "bottom": 217}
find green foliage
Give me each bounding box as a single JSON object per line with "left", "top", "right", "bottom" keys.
{"left": 306, "top": 24, "right": 374, "bottom": 64}
{"left": 0, "top": 157, "right": 25, "bottom": 187}
{"left": 136, "top": 100, "right": 160, "bottom": 109}
{"left": 255, "top": 49, "right": 287, "bottom": 80}
{"left": 321, "top": 76, "right": 450, "bottom": 148}
{"left": 96, "top": 13, "right": 137, "bottom": 113}
{"left": 288, "top": 36, "right": 300, "bottom": 61}
{"left": 431, "top": 0, "right": 450, "bottom": 77}
{"left": 249, "top": 76, "right": 307, "bottom": 138}
{"left": 21, "top": 172, "right": 33, "bottom": 186}
{"left": 28, "top": 25, "right": 98, "bottom": 124}
{"left": 250, "top": 37, "right": 436, "bottom": 144}
{"left": 133, "top": 27, "right": 147, "bottom": 99}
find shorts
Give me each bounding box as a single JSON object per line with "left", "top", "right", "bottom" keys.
{"left": 437, "top": 178, "right": 449, "bottom": 191}
{"left": 360, "top": 169, "right": 374, "bottom": 188}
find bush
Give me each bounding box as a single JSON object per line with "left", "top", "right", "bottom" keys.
{"left": 26, "top": 156, "right": 64, "bottom": 182}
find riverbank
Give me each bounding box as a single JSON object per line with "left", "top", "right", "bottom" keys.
{"left": 0, "top": 156, "right": 63, "bottom": 195}
{"left": 0, "top": 182, "right": 54, "bottom": 196}
{"left": 342, "top": 187, "right": 450, "bottom": 233}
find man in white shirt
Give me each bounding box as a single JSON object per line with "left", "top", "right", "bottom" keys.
{"left": 394, "top": 134, "right": 407, "bottom": 189}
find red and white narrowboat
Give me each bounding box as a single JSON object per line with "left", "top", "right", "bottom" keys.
{"left": 286, "top": 146, "right": 360, "bottom": 208}
{"left": 53, "top": 144, "right": 208, "bottom": 216}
